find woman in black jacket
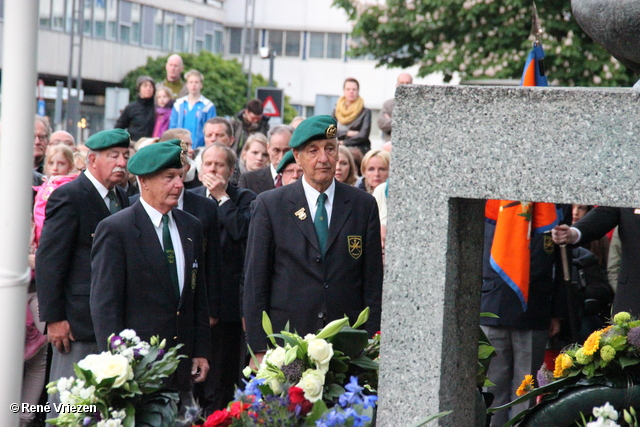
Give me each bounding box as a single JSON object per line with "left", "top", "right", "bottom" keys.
{"left": 115, "top": 75, "right": 156, "bottom": 141}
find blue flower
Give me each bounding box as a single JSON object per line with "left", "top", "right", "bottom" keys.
{"left": 316, "top": 409, "right": 347, "bottom": 427}
{"left": 339, "top": 376, "right": 365, "bottom": 408}
{"left": 343, "top": 408, "right": 371, "bottom": 427}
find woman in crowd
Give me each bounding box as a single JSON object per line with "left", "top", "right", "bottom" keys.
{"left": 335, "top": 145, "right": 358, "bottom": 186}
{"left": 115, "top": 75, "right": 156, "bottom": 141}
{"left": 332, "top": 77, "right": 372, "bottom": 156}
{"left": 26, "top": 144, "right": 77, "bottom": 427}
{"left": 153, "top": 85, "right": 174, "bottom": 138}
{"left": 239, "top": 133, "right": 269, "bottom": 174}
{"left": 357, "top": 149, "right": 390, "bottom": 194}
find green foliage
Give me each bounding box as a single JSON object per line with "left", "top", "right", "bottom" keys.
{"left": 122, "top": 51, "right": 296, "bottom": 121}
{"left": 333, "top": 0, "right": 637, "bottom": 86}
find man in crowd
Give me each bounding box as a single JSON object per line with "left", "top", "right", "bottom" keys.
{"left": 33, "top": 117, "right": 51, "bottom": 173}
{"left": 49, "top": 130, "right": 75, "bottom": 149}
{"left": 277, "top": 150, "right": 303, "bottom": 185}
{"left": 170, "top": 69, "right": 217, "bottom": 150}
{"left": 91, "top": 142, "right": 210, "bottom": 398}
{"left": 37, "top": 129, "right": 131, "bottom": 420}
{"left": 163, "top": 54, "right": 187, "bottom": 99}
{"left": 231, "top": 99, "right": 270, "bottom": 155}
{"left": 202, "top": 117, "right": 240, "bottom": 184}
{"left": 191, "top": 143, "right": 256, "bottom": 410}
{"left": 377, "top": 73, "right": 412, "bottom": 142}
{"left": 243, "top": 115, "right": 383, "bottom": 360}
{"left": 238, "top": 124, "right": 292, "bottom": 194}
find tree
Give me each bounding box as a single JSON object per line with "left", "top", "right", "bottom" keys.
{"left": 122, "top": 51, "right": 297, "bottom": 122}
{"left": 333, "top": 0, "right": 637, "bottom": 86}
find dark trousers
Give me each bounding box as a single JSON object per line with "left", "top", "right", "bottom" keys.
{"left": 194, "top": 321, "right": 243, "bottom": 415}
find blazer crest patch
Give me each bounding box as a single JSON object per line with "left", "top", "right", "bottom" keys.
{"left": 294, "top": 207, "right": 307, "bottom": 220}
{"left": 191, "top": 268, "right": 197, "bottom": 291}
{"left": 348, "top": 235, "right": 363, "bottom": 259}
{"left": 543, "top": 234, "right": 554, "bottom": 255}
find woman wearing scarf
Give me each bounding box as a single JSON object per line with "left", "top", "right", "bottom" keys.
{"left": 332, "top": 77, "right": 372, "bottom": 156}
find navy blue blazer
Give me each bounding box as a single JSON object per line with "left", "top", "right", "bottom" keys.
{"left": 36, "top": 172, "right": 129, "bottom": 342}
{"left": 243, "top": 178, "right": 383, "bottom": 352}
{"left": 90, "top": 202, "right": 211, "bottom": 390}
{"left": 190, "top": 183, "right": 256, "bottom": 322}
{"left": 238, "top": 166, "right": 274, "bottom": 195}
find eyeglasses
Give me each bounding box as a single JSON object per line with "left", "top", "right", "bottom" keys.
{"left": 35, "top": 134, "right": 48, "bottom": 142}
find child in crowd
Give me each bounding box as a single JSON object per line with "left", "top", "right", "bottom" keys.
{"left": 153, "top": 85, "right": 174, "bottom": 138}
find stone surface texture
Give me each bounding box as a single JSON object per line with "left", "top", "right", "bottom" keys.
{"left": 572, "top": 0, "right": 640, "bottom": 71}
{"left": 378, "top": 85, "right": 640, "bottom": 426}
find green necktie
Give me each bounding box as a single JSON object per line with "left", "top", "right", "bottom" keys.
{"left": 107, "top": 190, "right": 120, "bottom": 214}
{"left": 162, "top": 214, "right": 181, "bottom": 301}
{"left": 314, "top": 193, "right": 329, "bottom": 259}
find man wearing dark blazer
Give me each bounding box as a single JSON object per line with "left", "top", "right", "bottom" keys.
{"left": 191, "top": 143, "right": 256, "bottom": 411}
{"left": 243, "top": 115, "right": 383, "bottom": 359}
{"left": 553, "top": 206, "right": 640, "bottom": 315}
{"left": 238, "top": 124, "right": 293, "bottom": 194}
{"left": 91, "top": 142, "right": 210, "bottom": 394}
{"left": 37, "top": 129, "right": 131, "bottom": 419}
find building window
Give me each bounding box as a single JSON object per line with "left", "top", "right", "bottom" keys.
{"left": 141, "top": 5, "right": 160, "bottom": 48}
{"left": 268, "top": 30, "right": 283, "bottom": 56}
{"left": 327, "top": 33, "right": 343, "bottom": 59}
{"left": 163, "top": 12, "right": 175, "bottom": 51}
{"left": 118, "top": 1, "right": 131, "bottom": 43}
{"left": 308, "top": 32, "right": 324, "bottom": 58}
{"left": 39, "top": 0, "right": 52, "bottom": 28}
{"left": 245, "top": 28, "right": 260, "bottom": 55}
{"left": 106, "top": 0, "right": 118, "bottom": 40}
{"left": 94, "top": 0, "right": 106, "bottom": 38}
{"left": 83, "top": 0, "right": 92, "bottom": 36}
{"left": 228, "top": 27, "right": 242, "bottom": 54}
{"left": 214, "top": 30, "right": 223, "bottom": 54}
{"left": 130, "top": 3, "right": 141, "bottom": 44}
{"left": 51, "top": 0, "right": 65, "bottom": 30}
{"left": 284, "top": 31, "right": 300, "bottom": 57}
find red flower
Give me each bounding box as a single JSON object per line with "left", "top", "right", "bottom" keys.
{"left": 203, "top": 409, "right": 232, "bottom": 427}
{"left": 229, "top": 401, "right": 251, "bottom": 418}
{"left": 288, "top": 386, "right": 313, "bottom": 416}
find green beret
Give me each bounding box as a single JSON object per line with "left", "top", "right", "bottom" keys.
{"left": 85, "top": 129, "right": 131, "bottom": 150}
{"left": 128, "top": 142, "right": 184, "bottom": 176}
{"left": 289, "top": 115, "right": 337, "bottom": 149}
{"left": 164, "top": 138, "right": 189, "bottom": 153}
{"left": 276, "top": 150, "right": 296, "bottom": 174}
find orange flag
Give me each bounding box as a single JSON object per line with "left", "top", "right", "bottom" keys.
{"left": 486, "top": 200, "right": 559, "bottom": 311}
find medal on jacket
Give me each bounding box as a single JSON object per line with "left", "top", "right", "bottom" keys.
{"left": 191, "top": 269, "right": 197, "bottom": 291}
{"left": 295, "top": 208, "right": 307, "bottom": 220}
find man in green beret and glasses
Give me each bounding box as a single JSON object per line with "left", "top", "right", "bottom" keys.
{"left": 91, "top": 142, "right": 211, "bottom": 399}
{"left": 243, "top": 115, "right": 383, "bottom": 364}
{"left": 36, "top": 128, "right": 132, "bottom": 420}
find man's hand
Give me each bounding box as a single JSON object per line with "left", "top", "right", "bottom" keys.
{"left": 191, "top": 357, "right": 210, "bottom": 383}
{"left": 249, "top": 352, "right": 265, "bottom": 371}
{"left": 549, "top": 318, "right": 561, "bottom": 338}
{"left": 201, "top": 172, "right": 228, "bottom": 201}
{"left": 47, "top": 320, "right": 74, "bottom": 353}
{"left": 552, "top": 224, "right": 578, "bottom": 245}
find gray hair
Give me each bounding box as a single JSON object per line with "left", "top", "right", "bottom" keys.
{"left": 200, "top": 143, "right": 237, "bottom": 171}
{"left": 267, "top": 124, "right": 294, "bottom": 142}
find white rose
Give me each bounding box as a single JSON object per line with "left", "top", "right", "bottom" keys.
{"left": 307, "top": 339, "right": 333, "bottom": 373}
{"left": 59, "top": 390, "right": 71, "bottom": 405}
{"left": 90, "top": 353, "right": 134, "bottom": 388}
{"left": 296, "top": 369, "right": 325, "bottom": 403}
{"left": 266, "top": 347, "right": 287, "bottom": 369}
{"left": 119, "top": 329, "right": 137, "bottom": 341}
{"left": 267, "top": 377, "right": 284, "bottom": 394}
{"left": 304, "top": 334, "right": 317, "bottom": 342}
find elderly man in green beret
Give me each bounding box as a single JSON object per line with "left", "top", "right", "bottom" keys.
{"left": 36, "top": 128, "right": 132, "bottom": 420}
{"left": 277, "top": 150, "right": 303, "bottom": 185}
{"left": 243, "top": 115, "right": 383, "bottom": 363}
{"left": 91, "top": 142, "right": 211, "bottom": 399}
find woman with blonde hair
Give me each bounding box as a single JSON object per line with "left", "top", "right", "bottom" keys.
{"left": 332, "top": 77, "right": 372, "bottom": 155}
{"left": 335, "top": 145, "right": 358, "bottom": 186}
{"left": 240, "top": 133, "right": 269, "bottom": 173}
{"left": 357, "top": 149, "right": 390, "bottom": 194}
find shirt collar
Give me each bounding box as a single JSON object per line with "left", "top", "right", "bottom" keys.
{"left": 270, "top": 164, "right": 278, "bottom": 180}
{"left": 177, "top": 188, "right": 184, "bottom": 210}
{"left": 301, "top": 177, "right": 336, "bottom": 207}
{"left": 84, "top": 169, "right": 109, "bottom": 200}
{"left": 140, "top": 196, "right": 172, "bottom": 228}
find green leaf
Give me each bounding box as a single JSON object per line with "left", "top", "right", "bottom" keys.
{"left": 351, "top": 307, "right": 370, "bottom": 329}
{"left": 331, "top": 328, "right": 370, "bottom": 358}
{"left": 262, "top": 311, "right": 276, "bottom": 346}
{"left": 305, "top": 399, "right": 329, "bottom": 425}
{"left": 480, "top": 312, "right": 499, "bottom": 318}
{"left": 316, "top": 317, "right": 350, "bottom": 340}
{"left": 407, "top": 411, "right": 452, "bottom": 427}
{"left": 285, "top": 345, "right": 299, "bottom": 366}
{"left": 325, "top": 383, "right": 346, "bottom": 398}
{"left": 478, "top": 343, "right": 496, "bottom": 360}
{"left": 619, "top": 356, "right": 640, "bottom": 368}
{"left": 610, "top": 336, "right": 628, "bottom": 351}
{"left": 349, "top": 355, "right": 379, "bottom": 370}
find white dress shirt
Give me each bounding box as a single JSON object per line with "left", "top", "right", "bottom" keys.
{"left": 140, "top": 197, "right": 185, "bottom": 294}
{"left": 84, "top": 169, "right": 111, "bottom": 210}
{"left": 302, "top": 177, "right": 336, "bottom": 226}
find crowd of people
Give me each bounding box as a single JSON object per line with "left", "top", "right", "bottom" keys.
{"left": 21, "top": 54, "right": 403, "bottom": 427}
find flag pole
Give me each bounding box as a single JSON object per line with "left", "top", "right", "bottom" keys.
{"left": 0, "top": 1, "right": 39, "bottom": 425}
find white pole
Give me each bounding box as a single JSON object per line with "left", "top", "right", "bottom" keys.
{"left": 0, "top": 1, "right": 39, "bottom": 426}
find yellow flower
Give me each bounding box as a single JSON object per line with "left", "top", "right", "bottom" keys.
{"left": 583, "top": 330, "right": 604, "bottom": 356}
{"left": 516, "top": 374, "right": 535, "bottom": 396}
{"left": 553, "top": 353, "right": 573, "bottom": 378}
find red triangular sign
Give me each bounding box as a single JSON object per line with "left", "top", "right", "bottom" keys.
{"left": 262, "top": 96, "right": 280, "bottom": 117}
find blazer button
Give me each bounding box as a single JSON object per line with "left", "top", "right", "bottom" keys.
{"left": 315, "top": 256, "right": 321, "bottom": 263}
{"left": 317, "top": 312, "right": 324, "bottom": 319}
{"left": 174, "top": 336, "right": 178, "bottom": 340}
{"left": 323, "top": 282, "right": 328, "bottom": 289}
{"left": 176, "top": 311, "right": 180, "bottom": 316}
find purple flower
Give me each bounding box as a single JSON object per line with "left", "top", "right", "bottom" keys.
{"left": 628, "top": 327, "right": 640, "bottom": 348}
{"left": 155, "top": 348, "right": 165, "bottom": 361}
{"left": 110, "top": 335, "right": 123, "bottom": 350}
{"left": 537, "top": 364, "right": 554, "bottom": 387}
{"left": 83, "top": 416, "right": 92, "bottom": 426}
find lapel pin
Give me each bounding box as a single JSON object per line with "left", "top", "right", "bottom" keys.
{"left": 295, "top": 208, "right": 307, "bottom": 220}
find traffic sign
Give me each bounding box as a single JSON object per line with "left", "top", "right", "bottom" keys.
{"left": 256, "top": 87, "right": 284, "bottom": 118}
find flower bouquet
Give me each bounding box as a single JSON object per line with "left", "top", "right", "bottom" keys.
{"left": 492, "top": 312, "right": 640, "bottom": 427}
{"left": 46, "top": 329, "right": 185, "bottom": 427}
{"left": 201, "top": 307, "right": 379, "bottom": 426}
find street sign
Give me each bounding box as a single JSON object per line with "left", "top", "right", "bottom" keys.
{"left": 256, "top": 87, "right": 284, "bottom": 119}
